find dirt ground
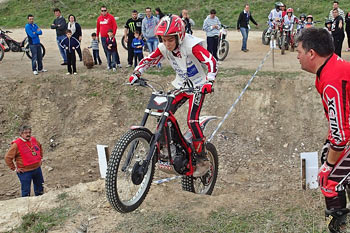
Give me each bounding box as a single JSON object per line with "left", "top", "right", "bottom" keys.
{"left": 1, "top": 28, "right": 350, "bottom": 232}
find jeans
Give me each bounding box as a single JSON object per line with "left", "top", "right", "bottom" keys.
{"left": 146, "top": 37, "right": 158, "bottom": 53}
{"left": 240, "top": 27, "right": 249, "bottom": 50}
{"left": 101, "top": 37, "right": 120, "bottom": 67}
{"left": 127, "top": 37, "right": 134, "bottom": 65}
{"left": 17, "top": 166, "right": 44, "bottom": 197}
{"left": 29, "top": 44, "right": 43, "bottom": 71}
{"left": 134, "top": 52, "right": 143, "bottom": 67}
{"left": 107, "top": 50, "right": 117, "bottom": 68}
{"left": 93, "top": 49, "right": 102, "bottom": 65}
{"left": 56, "top": 35, "right": 67, "bottom": 62}
{"left": 207, "top": 36, "right": 219, "bottom": 61}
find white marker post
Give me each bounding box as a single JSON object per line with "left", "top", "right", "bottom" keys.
{"left": 300, "top": 152, "right": 319, "bottom": 189}
{"left": 96, "top": 145, "right": 110, "bottom": 178}
{"left": 270, "top": 38, "right": 276, "bottom": 68}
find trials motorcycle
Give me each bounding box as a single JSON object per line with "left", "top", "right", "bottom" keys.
{"left": 0, "top": 28, "right": 45, "bottom": 61}
{"left": 105, "top": 79, "right": 219, "bottom": 213}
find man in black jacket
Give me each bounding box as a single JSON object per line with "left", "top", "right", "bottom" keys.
{"left": 237, "top": 4, "right": 258, "bottom": 52}
{"left": 51, "top": 8, "right": 67, "bottom": 65}
{"left": 331, "top": 9, "right": 345, "bottom": 57}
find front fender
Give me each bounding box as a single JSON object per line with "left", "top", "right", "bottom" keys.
{"left": 130, "top": 126, "right": 153, "bottom": 137}
{"left": 199, "top": 116, "right": 219, "bottom": 130}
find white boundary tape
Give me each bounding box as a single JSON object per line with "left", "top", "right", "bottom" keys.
{"left": 208, "top": 48, "right": 272, "bottom": 142}
{"left": 153, "top": 48, "right": 272, "bottom": 184}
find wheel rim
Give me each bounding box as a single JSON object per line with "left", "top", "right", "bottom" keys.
{"left": 193, "top": 149, "right": 216, "bottom": 194}
{"left": 218, "top": 44, "right": 226, "bottom": 58}
{"left": 116, "top": 137, "right": 152, "bottom": 206}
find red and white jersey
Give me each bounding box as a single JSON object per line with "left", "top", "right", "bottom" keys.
{"left": 283, "top": 15, "right": 298, "bottom": 28}
{"left": 134, "top": 34, "right": 217, "bottom": 88}
{"left": 316, "top": 54, "right": 350, "bottom": 151}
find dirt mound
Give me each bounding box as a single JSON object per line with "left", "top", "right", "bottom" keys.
{"left": 1, "top": 29, "right": 350, "bottom": 231}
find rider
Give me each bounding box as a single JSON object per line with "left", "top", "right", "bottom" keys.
{"left": 297, "top": 13, "right": 306, "bottom": 33}
{"left": 283, "top": 8, "right": 298, "bottom": 31}
{"left": 305, "top": 15, "right": 314, "bottom": 28}
{"left": 128, "top": 15, "right": 218, "bottom": 177}
{"left": 267, "top": 2, "right": 284, "bottom": 35}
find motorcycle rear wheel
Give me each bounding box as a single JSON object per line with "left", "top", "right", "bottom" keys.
{"left": 182, "top": 142, "right": 218, "bottom": 195}
{"left": 106, "top": 129, "right": 155, "bottom": 213}
{"left": 217, "top": 40, "right": 229, "bottom": 61}
{"left": 121, "top": 36, "right": 128, "bottom": 50}
{"left": 25, "top": 43, "right": 46, "bottom": 59}
{"left": 0, "top": 46, "right": 4, "bottom": 61}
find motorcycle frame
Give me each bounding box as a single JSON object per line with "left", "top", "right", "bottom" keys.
{"left": 131, "top": 91, "right": 195, "bottom": 177}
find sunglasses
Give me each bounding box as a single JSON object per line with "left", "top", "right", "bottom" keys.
{"left": 101, "top": 9, "right": 107, "bottom": 12}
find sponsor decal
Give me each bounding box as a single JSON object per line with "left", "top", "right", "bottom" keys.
{"left": 154, "top": 96, "right": 168, "bottom": 105}
{"left": 327, "top": 96, "right": 342, "bottom": 143}
{"left": 187, "top": 64, "right": 199, "bottom": 77}
{"left": 193, "top": 93, "right": 201, "bottom": 106}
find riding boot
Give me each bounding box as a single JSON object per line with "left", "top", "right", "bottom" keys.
{"left": 192, "top": 138, "right": 210, "bottom": 177}
{"left": 325, "top": 208, "right": 349, "bottom": 233}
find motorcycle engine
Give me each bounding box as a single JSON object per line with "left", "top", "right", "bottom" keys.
{"left": 172, "top": 144, "right": 189, "bottom": 175}
{"left": 9, "top": 42, "right": 21, "bottom": 52}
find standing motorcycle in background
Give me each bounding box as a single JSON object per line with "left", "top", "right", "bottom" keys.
{"left": 105, "top": 78, "right": 219, "bottom": 213}
{"left": 280, "top": 23, "right": 295, "bottom": 55}
{"left": 217, "top": 24, "right": 230, "bottom": 61}
{"left": 0, "top": 28, "right": 45, "bottom": 61}
{"left": 262, "top": 19, "right": 282, "bottom": 47}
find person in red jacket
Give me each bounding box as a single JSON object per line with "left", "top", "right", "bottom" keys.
{"left": 96, "top": 5, "right": 121, "bottom": 68}
{"left": 296, "top": 27, "right": 350, "bottom": 233}
{"left": 4, "top": 125, "right": 44, "bottom": 197}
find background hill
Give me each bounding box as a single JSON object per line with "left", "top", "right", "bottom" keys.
{"left": 1, "top": 0, "right": 350, "bottom": 28}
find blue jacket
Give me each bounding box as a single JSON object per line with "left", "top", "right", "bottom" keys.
{"left": 25, "top": 23, "right": 42, "bottom": 45}
{"left": 131, "top": 38, "right": 144, "bottom": 54}
{"left": 60, "top": 36, "right": 80, "bottom": 53}
{"left": 202, "top": 15, "right": 221, "bottom": 37}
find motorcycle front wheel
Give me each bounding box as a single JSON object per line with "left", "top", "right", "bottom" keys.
{"left": 121, "top": 36, "right": 128, "bottom": 50}
{"left": 25, "top": 43, "right": 46, "bottom": 59}
{"left": 0, "top": 46, "right": 4, "bottom": 61}
{"left": 217, "top": 40, "right": 229, "bottom": 61}
{"left": 182, "top": 142, "right": 218, "bottom": 195}
{"left": 262, "top": 28, "right": 270, "bottom": 45}
{"left": 105, "top": 129, "right": 155, "bottom": 213}
{"left": 281, "top": 35, "right": 286, "bottom": 55}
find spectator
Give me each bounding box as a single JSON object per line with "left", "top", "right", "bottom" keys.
{"left": 345, "top": 12, "right": 350, "bottom": 51}
{"left": 329, "top": 1, "right": 345, "bottom": 20}
{"left": 131, "top": 30, "right": 144, "bottom": 67}
{"left": 106, "top": 29, "right": 118, "bottom": 72}
{"left": 67, "top": 14, "right": 82, "bottom": 61}
{"left": 331, "top": 9, "right": 345, "bottom": 57}
{"left": 142, "top": 7, "right": 159, "bottom": 53}
{"left": 124, "top": 10, "right": 142, "bottom": 67}
{"left": 203, "top": 9, "right": 221, "bottom": 61}
{"left": 89, "top": 32, "right": 102, "bottom": 65}
{"left": 51, "top": 8, "right": 67, "bottom": 65}
{"left": 237, "top": 4, "right": 258, "bottom": 52}
{"left": 155, "top": 7, "right": 165, "bottom": 20}
{"left": 4, "top": 125, "right": 44, "bottom": 197}
{"left": 96, "top": 5, "right": 121, "bottom": 69}
{"left": 60, "top": 29, "right": 80, "bottom": 75}
{"left": 180, "top": 9, "right": 195, "bottom": 35}
{"left": 281, "top": 3, "right": 287, "bottom": 17}
{"left": 25, "top": 14, "right": 47, "bottom": 75}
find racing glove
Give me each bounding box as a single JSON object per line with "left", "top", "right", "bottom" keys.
{"left": 321, "top": 139, "right": 330, "bottom": 164}
{"left": 318, "top": 161, "right": 334, "bottom": 187}
{"left": 201, "top": 81, "right": 213, "bottom": 94}
{"left": 129, "top": 71, "right": 141, "bottom": 85}
{"left": 320, "top": 179, "right": 339, "bottom": 198}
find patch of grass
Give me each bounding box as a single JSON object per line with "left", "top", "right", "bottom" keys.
{"left": 11, "top": 193, "right": 80, "bottom": 233}
{"left": 147, "top": 66, "right": 174, "bottom": 77}
{"left": 116, "top": 203, "right": 328, "bottom": 233}
{"left": 87, "top": 92, "right": 99, "bottom": 97}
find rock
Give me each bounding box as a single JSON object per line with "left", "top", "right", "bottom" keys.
{"left": 87, "top": 169, "right": 93, "bottom": 174}
{"left": 0, "top": 173, "right": 3, "bottom": 177}
{"left": 283, "top": 143, "right": 288, "bottom": 148}
{"left": 46, "top": 166, "right": 54, "bottom": 172}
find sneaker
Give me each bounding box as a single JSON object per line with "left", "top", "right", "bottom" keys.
{"left": 112, "top": 68, "right": 117, "bottom": 72}
{"left": 99, "top": 63, "right": 102, "bottom": 65}
{"left": 61, "top": 62, "right": 67, "bottom": 66}
{"left": 66, "top": 72, "right": 71, "bottom": 75}
{"left": 117, "top": 64, "right": 122, "bottom": 68}
{"left": 126, "top": 64, "right": 132, "bottom": 68}
{"left": 33, "top": 70, "right": 38, "bottom": 75}
{"left": 38, "top": 69, "right": 47, "bottom": 73}
{"left": 193, "top": 155, "right": 210, "bottom": 177}
{"left": 346, "top": 48, "right": 350, "bottom": 52}
{"left": 106, "top": 66, "right": 111, "bottom": 70}
{"left": 73, "top": 72, "right": 78, "bottom": 75}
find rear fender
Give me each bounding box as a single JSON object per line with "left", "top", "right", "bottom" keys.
{"left": 184, "top": 116, "right": 219, "bottom": 142}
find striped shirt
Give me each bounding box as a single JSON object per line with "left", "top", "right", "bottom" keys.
{"left": 91, "top": 39, "right": 99, "bottom": 50}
